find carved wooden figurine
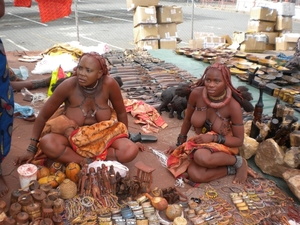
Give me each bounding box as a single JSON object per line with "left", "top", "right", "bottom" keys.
{"left": 79, "top": 164, "right": 88, "bottom": 196}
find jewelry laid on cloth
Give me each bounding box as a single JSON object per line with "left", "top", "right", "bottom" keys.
{"left": 203, "top": 87, "right": 232, "bottom": 109}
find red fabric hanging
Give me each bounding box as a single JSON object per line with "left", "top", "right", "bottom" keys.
{"left": 35, "top": 0, "right": 72, "bottom": 23}
{"left": 14, "top": 0, "right": 32, "bottom": 7}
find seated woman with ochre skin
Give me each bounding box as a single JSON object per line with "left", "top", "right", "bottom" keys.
{"left": 167, "top": 63, "right": 257, "bottom": 184}
{"left": 14, "top": 52, "right": 141, "bottom": 166}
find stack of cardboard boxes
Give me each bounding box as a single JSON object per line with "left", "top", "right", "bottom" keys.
{"left": 126, "top": 0, "right": 183, "bottom": 49}
{"left": 235, "top": 3, "right": 298, "bottom": 52}
{"left": 245, "top": 6, "right": 277, "bottom": 52}
{"left": 273, "top": 2, "right": 297, "bottom": 51}
{"left": 189, "top": 32, "right": 226, "bottom": 49}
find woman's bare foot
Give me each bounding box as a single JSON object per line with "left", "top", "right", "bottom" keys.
{"left": 233, "top": 159, "right": 248, "bottom": 184}
{"left": 0, "top": 175, "right": 8, "bottom": 197}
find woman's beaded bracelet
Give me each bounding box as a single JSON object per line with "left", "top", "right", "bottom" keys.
{"left": 30, "top": 137, "right": 40, "bottom": 143}
{"left": 217, "top": 134, "right": 226, "bottom": 144}
{"left": 178, "top": 134, "right": 187, "bottom": 139}
{"left": 176, "top": 134, "right": 187, "bottom": 146}
{"left": 27, "top": 144, "right": 38, "bottom": 154}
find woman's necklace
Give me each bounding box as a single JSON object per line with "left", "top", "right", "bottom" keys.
{"left": 81, "top": 80, "right": 99, "bottom": 95}
{"left": 78, "top": 80, "right": 101, "bottom": 117}
{"left": 208, "top": 90, "right": 226, "bottom": 101}
{"left": 203, "top": 87, "right": 232, "bottom": 109}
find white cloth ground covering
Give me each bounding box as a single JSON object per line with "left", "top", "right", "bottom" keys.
{"left": 31, "top": 42, "right": 110, "bottom": 75}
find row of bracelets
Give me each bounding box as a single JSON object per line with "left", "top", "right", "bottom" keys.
{"left": 27, "top": 138, "right": 39, "bottom": 154}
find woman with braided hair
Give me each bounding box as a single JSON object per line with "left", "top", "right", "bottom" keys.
{"left": 14, "top": 52, "right": 141, "bottom": 166}
{"left": 167, "top": 63, "right": 257, "bottom": 184}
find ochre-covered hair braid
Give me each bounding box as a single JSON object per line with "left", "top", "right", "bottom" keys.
{"left": 72, "top": 51, "right": 109, "bottom": 76}
{"left": 195, "top": 63, "right": 243, "bottom": 102}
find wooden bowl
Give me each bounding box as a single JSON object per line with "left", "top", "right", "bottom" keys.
{"left": 248, "top": 68, "right": 264, "bottom": 75}
{"left": 230, "top": 68, "right": 247, "bottom": 75}
{"left": 235, "top": 63, "right": 250, "bottom": 70}
{"left": 258, "top": 59, "right": 277, "bottom": 67}
{"left": 174, "top": 48, "right": 185, "bottom": 55}
{"left": 246, "top": 55, "right": 259, "bottom": 63}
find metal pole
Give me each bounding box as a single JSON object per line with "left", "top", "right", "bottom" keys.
{"left": 75, "top": 0, "right": 80, "bottom": 42}
{"left": 191, "top": 0, "right": 195, "bottom": 39}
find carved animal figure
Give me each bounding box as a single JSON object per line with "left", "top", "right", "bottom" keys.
{"left": 157, "top": 83, "right": 191, "bottom": 116}
{"left": 169, "top": 95, "right": 188, "bottom": 120}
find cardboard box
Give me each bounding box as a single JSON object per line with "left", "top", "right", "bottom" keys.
{"left": 156, "top": 5, "right": 173, "bottom": 23}
{"left": 194, "top": 32, "right": 215, "bottom": 39}
{"left": 126, "top": 0, "right": 159, "bottom": 11}
{"left": 232, "top": 31, "right": 245, "bottom": 44}
{"left": 260, "top": 32, "right": 278, "bottom": 44}
{"left": 250, "top": 7, "right": 277, "bottom": 22}
{"left": 221, "top": 34, "right": 232, "bottom": 45}
{"left": 133, "top": 24, "right": 159, "bottom": 43}
{"left": 265, "top": 44, "right": 275, "bottom": 50}
{"left": 136, "top": 40, "right": 159, "bottom": 49}
{"left": 272, "top": 2, "right": 295, "bottom": 16}
{"left": 170, "top": 6, "right": 183, "bottom": 24}
{"left": 240, "top": 33, "right": 268, "bottom": 53}
{"left": 189, "top": 39, "right": 204, "bottom": 48}
{"left": 276, "top": 37, "right": 296, "bottom": 51}
{"left": 133, "top": 6, "right": 157, "bottom": 27}
{"left": 158, "top": 23, "right": 177, "bottom": 39}
{"left": 275, "top": 16, "right": 293, "bottom": 31}
{"left": 247, "top": 20, "right": 275, "bottom": 32}
{"left": 159, "top": 38, "right": 177, "bottom": 49}
{"left": 203, "top": 36, "right": 226, "bottom": 48}
{"left": 282, "top": 33, "right": 300, "bottom": 42}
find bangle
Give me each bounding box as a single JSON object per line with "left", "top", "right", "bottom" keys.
{"left": 176, "top": 134, "right": 187, "bottom": 146}
{"left": 27, "top": 144, "right": 38, "bottom": 154}
{"left": 205, "top": 190, "right": 218, "bottom": 198}
{"left": 217, "top": 134, "right": 226, "bottom": 144}
{"left": 178, "top": 134, "right": 187, "bottom": 139}
{"left": 30, "top": 138, "right": 39, "bottom": 143}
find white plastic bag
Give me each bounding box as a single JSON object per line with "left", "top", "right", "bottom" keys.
{"left": 88, "top": 160, "right": 129, "bottom": 178}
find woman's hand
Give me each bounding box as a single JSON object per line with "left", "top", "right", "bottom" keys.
{"left": 135, "top": 142, "right": 146, "bottom": 152}
{"left": 13, "top": 151, "right": 35, "bottom": 166}
{"left": 192, "top": 133, "right": 214, "bottom": 144}
{"left": 165, "top": 145, "right": 177, "bottom": 155}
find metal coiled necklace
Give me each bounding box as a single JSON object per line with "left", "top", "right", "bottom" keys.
{"left": 79, "top": 80, "right": 101, "bottom": 117}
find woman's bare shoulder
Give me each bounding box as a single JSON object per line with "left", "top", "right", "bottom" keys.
{"left": 52, "top": 77, "right": 77, "bottom": 97}
{"left": 229, "top": 97, "right": 243, "bottom": 114}
{"left": 190, "top": 86, "right": 204, "bottom": 97}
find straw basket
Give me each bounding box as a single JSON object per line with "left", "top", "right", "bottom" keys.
{"left": 58, "top": 179, "right": 77, "bottom": 199}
